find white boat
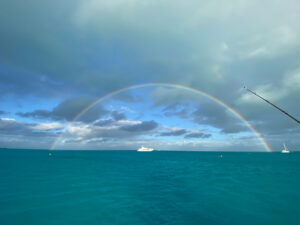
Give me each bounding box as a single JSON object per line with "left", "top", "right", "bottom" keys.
{"left": 137, "top": 146, "right": 154, "bottom": 152}
{"left": 281, "top": 144, "right": 290, "bottom": 153}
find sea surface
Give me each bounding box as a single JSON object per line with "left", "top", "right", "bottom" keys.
{"left": 1, "top": 149, "right": 300, "bottom": 225}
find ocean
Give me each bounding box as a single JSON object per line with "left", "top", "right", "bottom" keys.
{"left": 0, "top": 149, "right": 300, "bottom": 225}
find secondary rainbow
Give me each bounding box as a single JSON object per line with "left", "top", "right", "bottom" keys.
{"left": 50, "top": 83, "right": 272, "bottom": 152}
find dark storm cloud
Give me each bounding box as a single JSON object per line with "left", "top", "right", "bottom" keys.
{"left": 184, "top": 132, "right": 211, "bottom": 139}
{"left": 192, "top": 103, "right": 249, "bottom": 134}
{"left": 0, "top": 0, "right": 135, "bottom": 99}
{"left": 0, "top": 63, "right": 71, "bottom": 98}
{"left": 17, "top": 110, "right": 52, "bottom": 119}
{"left": 0, "top": 1, "right": 83, "bottom": 79}
{"left": 162, "top": 103, "right": 179, "bottom": 112}
{"left": 154, "top": 92, "right": 250, "bottom": 134}
{"left": 17, "top": 97, "right": 108, "bottom": 123}
{"left": 150, "top": 87, "right": 251, "bottom": 134}
{"left": 109, "top": 92, "right": 140, "bottom": 103}
{"left": 52, "top": 97, "right": 108, "bottom": 122}
{"left": 111, "top": 111, "right": 126, "bottom": 121}
{"left": 0, "top": 118, "right": 60, "bottom": 149}
{"left": 120, "top": 120, "right": 158, "bottom": 132}
{"left": 161, "top": 103, "right": 190, "bottom": 118}
{"left": 160, "top": 129, "right": 187, "bottom": 136}
{"left": 0, "top": 118, "right": 30, "bottom": 134}
{"left": 1, "top": 0, "right": 300, "bottom": 105}
{"left": 164, "top": 109, "right": 188, "bottom": 118}
{"left": 0, "top": 118, "right": 57, "bottom": 137}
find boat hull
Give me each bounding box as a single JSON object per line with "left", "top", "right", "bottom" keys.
{"left": 137, "top": 146, "right": 154, "bottom": 152}
{"left": 137, "top": 150, "right": 153, "bottom": 152}
{"left": 281, "top": 150, "right": 290, "bottom": 153}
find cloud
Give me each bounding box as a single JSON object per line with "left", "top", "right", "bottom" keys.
{"left": 238, "top": 26, "right": 300, "bottom": 60}
{"left": 17, "top": 97, "right": 108, "bottom": 123}
{"left": 161, "top": 102, "right": 190, "bottom": 118}
{"left": 184, "top": 132, "right": 211, "bottom": 139}
{"left": 30, "top": 122, "right": 64, "bottom": 131}
{"left": 192, "top": 103, "right": 249, "bottom": 134}
{"left": 151, "top": 87, "right": 202, "bottom": 107}
{"left": 0, "top": 63, "right": 69, "bottom": 98}
{"left": 51, "top": 97, "right": 108, "bottom": 122}
{"left": 0, "top": 117, "right": 60, "bottom": 145}
{"left": 61, "top": 119, "right": 158, "bottom": 140}
{"left": 111, "top": 110, "right": 126, "bottom": 121}
{"left": 160, "top": 129, "right": 187, "bottom": 136}
{"left": 238, "top": 83, "right": 288, "bottom": 104}
{"left": 0, "top": 117, "right": 62, "bottom": 135}
{"left": 94, "top": 118, "right": 114, "bottom": 126}
{"left": 120, "top": 120, "right": 158, "bottom": 132}
{"left": 17, "top": 110, "right": 52, "bottom": 119}
{"left": 0, "top": 118, "right": 28, "bottom": 133}
{"left": 0, "top": 117, "right": 60, "bottom": 149}
{"left": 235, "top": 66, "right": 300, "bottom": 135}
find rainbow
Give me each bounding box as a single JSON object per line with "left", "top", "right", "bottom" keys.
{"left": 50, "top": 83, "right": 272, "bottom": 152}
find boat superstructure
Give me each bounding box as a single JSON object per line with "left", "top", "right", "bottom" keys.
{"left": 137, "top": 146, "right": 154, "bottom": 152}
{"left": 281, "top": 144, "right": 290, "bottom": 153}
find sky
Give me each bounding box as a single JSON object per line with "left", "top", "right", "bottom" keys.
{"left": 0, "top": 0, "right": 300, "bottom": 151}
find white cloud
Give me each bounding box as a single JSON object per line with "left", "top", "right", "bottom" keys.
{"left": 67, "top": 123, "right": 92, "bottom": 136}
{"left": 62, "top": 119, "right": 149, "bottom": 140}
{"left": 115, "top": 120, "right": 141, "bottom": 126}
{"left": 0, "top": 118, "right": 16, "bottom": 121}
{"left": 31, "top": 122, "right": 64, "bottom": 131}
{"left": 120, "top": 106, "right": 135, "bottom": 113}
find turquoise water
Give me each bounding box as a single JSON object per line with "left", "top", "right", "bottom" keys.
{"left": 1, "top": 149, "right": 300, "bottom": 225}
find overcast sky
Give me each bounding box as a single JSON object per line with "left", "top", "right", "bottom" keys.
{"left": 0, "top": 0, "right": 300, "bottom": 151}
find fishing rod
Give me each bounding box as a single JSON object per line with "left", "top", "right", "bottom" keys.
{"left": 244, "top": 86, "right": 300, "bottom": 124}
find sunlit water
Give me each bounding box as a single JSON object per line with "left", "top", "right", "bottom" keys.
{"left": 1, "top": 149, "right": 300, "bottom": 225}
